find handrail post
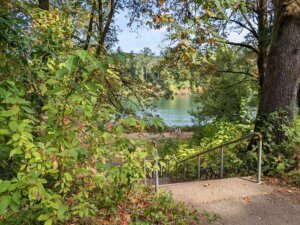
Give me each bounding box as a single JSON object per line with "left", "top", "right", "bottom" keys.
{"left": 155, "top": 159, "right": 159, "bottom": 192}
{"left": 197, "top": 155, "right": 201, "bottom": 181}
{"left": 257, "top": 135, "right": 262, "bottom": 184}
{"left": 176, "top": 162, "right": 178, "bottom": 181}
{"left": 144, "top": 159, "right": 147, "bottom": 185}
{"left": 167, "top": 161, "right": 170, "bottom": 177}
{"left": 160, "top": 164, "right": 163, "bottom": 178}
{"left": 221, "top": 147, "right": 224, "bottom": 178}
{"left": 183, "top": 161, "right": 186, "bottom": 181}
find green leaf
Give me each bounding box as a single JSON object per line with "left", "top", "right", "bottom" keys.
{"left": 70, "top": 81, "right": 83, "bottom": 94}
{"left": 64, "top": 173, "right": 73, "bottom": 182}
{"left": 10, "top": 148, "right": 23, "bottom": 157}
{"left": 45, "top": 218, "right": 53, "bottom": 225}
{"left": 0, "top": 195, "right": 11, "bottom": 214}
{"left": 41, "top": 84, "right": 47, "bottom": 95}
{"left": 0, "top": 129, "right": 10, "bottom": 135}
{"left": 46, "top": 78, "right": 58, "bottom": 85}
{"left": 37, "top": 214, "right": 51, "bottom": 221}
{"left": 86, "top": 82, "right": 98, "bottom": 93}
{"left": 65, "top": 56, "right": 79, "bottom": 73}
{"left": 11, "top": 192, "right": 21, "bottom": 205}
{"left": 76, "top": 50, "right": 89, "bottom": 62}
{"left": 0, "top": 87, "right": 6, "bottom": 98}
{"left": 9, "top": 200, "right": 19, "bottom": 212}
{"left": 57, "top": 205, "right": 67, "bottom": 220}
{"left": 0, "top": 180, "right": 11, "bottom": 193}
{"left": 102, "top": 132, "right": 111, "bottom": 142}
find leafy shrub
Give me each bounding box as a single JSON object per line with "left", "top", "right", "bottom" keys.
{"left": 257, "top": 112, "right": 300, "bottom": 178}
{"left": 0, "top": 52, "right": 158, "bottom": 224}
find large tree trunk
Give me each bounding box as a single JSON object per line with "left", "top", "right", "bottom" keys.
{"left": 257, "top": 0, "right": 269, "bottom": 91}
{"left": 255, "top": 0, "right": 300, "bottom": 139}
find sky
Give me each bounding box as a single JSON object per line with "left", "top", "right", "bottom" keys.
{"left": 115, "top": 11, "right": 246, "bottom": 55}
{"left": 115, "top": 11, "right": 167, "bottom": 55}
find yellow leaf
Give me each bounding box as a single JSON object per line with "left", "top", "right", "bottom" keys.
{"left": 52, "top": 160, "right": 58, "bottom": 169}
{"left": 204, "top": 9, "right": 215, "bottom": 17}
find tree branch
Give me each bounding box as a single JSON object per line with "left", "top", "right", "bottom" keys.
{"left": 211, "top": 16, "right": 258, "bottom": 39}
{"left": 217, "top": 70, "right": 258, "bottom": 80}
{"left": 84, "top": 0, "right": 96, "bottom": 50}
{"left": 239, "top": 6, "right": 258, "bottom": 38}
{"left": 219, "top": 40, "right": 259, "bottom": 54}
{"left": 96, "top": 0, "right": 119, "bottom": 54}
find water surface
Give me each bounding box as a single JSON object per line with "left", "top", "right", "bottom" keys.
{"left": 151, "top": 95, "right": 198, "bottom": 127}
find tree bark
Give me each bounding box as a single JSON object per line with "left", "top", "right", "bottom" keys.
{"left": 256, "top": 0, "right": 269, "bottom": 91}
{"left": 0, "top": 0, "right": 8, "bottom": 10}
{"left": 96, "top": 0, "right": 118, "bottom": 54}
{"left": 38, "top": 0, "right": 49, "bottom": 10}
{"left": 96, "top": 0, "right": 104, "bottom": 54}
{"left": 84, "top": 0, "right": 96, "bottom": 50}
{"left": 255, "top": 0, "right": 300, "bottom": 138}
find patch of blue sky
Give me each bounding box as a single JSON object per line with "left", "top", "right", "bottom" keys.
{"left": 115, "top": 11, "right": 247, "bottom": 55}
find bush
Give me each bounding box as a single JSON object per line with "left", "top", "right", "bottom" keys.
{"left": 257, "top": 112, "right": 300, "bottom": 181}
{"left": 0, "top": 52, "right": 157, "bottom": 224}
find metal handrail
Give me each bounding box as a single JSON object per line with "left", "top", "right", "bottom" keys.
{"left": 153, "top": 132, "right": 263, "bottom": 192}
{"left": 179, "top": 132, "right": 262, "bottom": 163}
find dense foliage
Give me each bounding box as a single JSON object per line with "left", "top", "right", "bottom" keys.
{"left": 0, "top": 2, "right": 201, "bottom": 225}
{"left": 0, "top": 0, "right": 299, "bottom": 224}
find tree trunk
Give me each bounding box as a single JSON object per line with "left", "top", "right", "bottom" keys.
{"left": 96, "top": 0, "right": 104, "bottom": 54}
{"left": 38, "top": 0, "right": 49, "bottom": 10}
{"left": 256, "top": 0, "right": 269, "bottom": 92}
{"left": 0, "top": 0, "right": 8, "bottom": 10}
{"left": 255, "top": 0, "right": 300, "bottom": 139}
{"left": 96, "top": 0, "right": 117, "bottom": 55}
{"left": 84, "top": 0, "right": 96, "bottom": 50}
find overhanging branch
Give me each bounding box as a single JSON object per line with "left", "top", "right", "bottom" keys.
{"left": 217, "top": 70, "right": 258, "bottom": 80}
{"left": 219, "top": 40, "right": 259, "bottom": 54}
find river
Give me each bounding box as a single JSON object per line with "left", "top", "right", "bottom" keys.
{"left": 125, "top": 95, "right": 199, "bottom": 127}
{"left": 152, "top": 95, "right": 199, "bottom": 127}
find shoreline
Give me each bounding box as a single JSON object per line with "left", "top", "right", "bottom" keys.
{"left": 126, "top": 131, "right": 193, "bottom": 140}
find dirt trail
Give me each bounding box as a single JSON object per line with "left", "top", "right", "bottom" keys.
{"left": 161, "top": 177, "right": 300, "bottom": 225}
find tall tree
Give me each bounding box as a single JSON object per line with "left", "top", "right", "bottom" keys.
{"left": 256, "top": 0, "right": 300, "bottom": 140}
{"left": 131, "top": 0, "right": 274, "bottom": 92}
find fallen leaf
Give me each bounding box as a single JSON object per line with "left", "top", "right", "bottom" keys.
{"left": 242, "top": 196, "right": 250, "bottom": 204}
{"left": 90, "top": 168, "right": 97, "bottom": 175}
{"left": 63, "top": 118, "right": 71, "bottom": 125}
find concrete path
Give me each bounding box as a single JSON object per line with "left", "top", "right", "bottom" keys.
{"left": 161, "top": 177, "right": 300, "bottom": 225}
